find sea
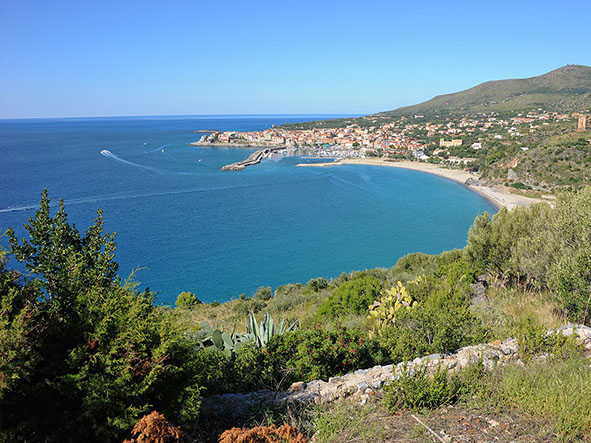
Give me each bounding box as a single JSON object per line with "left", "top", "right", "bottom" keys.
{"left": 0, "top": 115, "right": 496, "bottom": 305}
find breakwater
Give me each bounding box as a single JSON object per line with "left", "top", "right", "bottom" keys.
{"left": 221, "top": 147, "right": 282, "bottom": 171}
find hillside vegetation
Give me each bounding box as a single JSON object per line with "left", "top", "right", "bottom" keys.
{"left": 379, "top": 65, "right": 591, "bottom": 117}
{"left": 480, "top": 130, "right": 591, "bottom": 189}
{"left": 1, "top": 187, "right": 591, "bottom": 441}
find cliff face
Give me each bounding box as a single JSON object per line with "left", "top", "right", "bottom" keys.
{"left": 378, "top": 65, "right": 591, "bottom": 116}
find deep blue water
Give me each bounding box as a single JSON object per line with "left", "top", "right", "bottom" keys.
{"left": 0, "top": 115, "right": 495, "bottom": 305}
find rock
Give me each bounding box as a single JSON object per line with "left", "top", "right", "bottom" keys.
{"left": 370, "top": 380, "right": 382, "bottom": 389}
{"left": 356, "top": 382, "right": 369, "bottom": 392}
{"left": 487, "top": 418, "right": 500, "bottom": 428}
{"left": 200, "top": 323, "right": 590, "bottom": 416}
{"left": 289, "top": 382, "right": 306, "bottom": 392}
{"left": 470, "top": 282, "right": 488, "bottom": 305}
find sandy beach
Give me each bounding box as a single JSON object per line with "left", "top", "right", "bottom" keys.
{"left": 298, "top": 158, "right": 546, "bottom": 210}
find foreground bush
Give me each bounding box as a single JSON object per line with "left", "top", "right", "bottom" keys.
{"left": 384, "top": 365, "right": 463, "bottom": 411}
{"left": 465, "top": 186, "right": 591, "bottom": 324}
{"left": 1, "top": 191, "right": 202, "bottom": 442}
{"left": 218, "top": 424, "right": 306, "bottom": 443}
{"left": 375, "top": 258, "right": 486, "bottom": 362}
{"left": 123, "top": 411, "right": 183, "bottom": 443}
{"left": 489, "top": 355, "right": 591, "bottom": 441}
{"left": 264, "top": 327, "right": 388, "bottom": 386}
{"left": 317, "top": 274, "right": 382, "bottom": 318}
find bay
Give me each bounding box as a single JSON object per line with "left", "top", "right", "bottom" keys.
{"left": 0, "top": 115, "right": 496, "bottom": 304}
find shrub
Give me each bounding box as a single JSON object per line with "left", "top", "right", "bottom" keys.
{"left": 1, "top": 191, "right": 203, "bottom": 441}
{"left": 490, "top": 355, "right": 591, "bottom": 440}
{"left": 175, "top": 291, "right": 202, "bottom": 308}
{"left": 123, "top": 411, "right": 183, "bottom": 443}
{"left": 376, "top": 260, "right": 486, "bottom": 362}
{"left": 317, "top": 274, "right": 382, "bottom": 318}
{"left": 254, "top": 286, "right": 273, "bottom": 301}
{"left": 515, "top": 316, "right": 581, "bottom": 360}
{"left": 264, "top": 327, "right": 388, "bottom": 386}
{"left": 389, "top": 252, "right": 438, "bottom": 283}
{"left": 307, "top": 277, "right": 329, "bottom": 293}
{"left": 218, "top": 423, "right": 306, "bottom": 443}
{"left": 465, "top": 187, "right": 591, "bottom": 324}
{"left": 384, "top": 365, "right": 462, "bottom": 411}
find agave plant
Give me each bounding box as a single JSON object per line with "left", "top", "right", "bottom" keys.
{"left": 187, "top": 312, "right": 297, "bottom": 355}
{"left": 246, "top": 312, "right": 297, "bottom": 348}
{"left": 186, "top": 320, "right": 252, "bottom": 357}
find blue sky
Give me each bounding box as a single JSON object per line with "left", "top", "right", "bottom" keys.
{"left": 1, "top": 0, "right": 589, "bottom": 119}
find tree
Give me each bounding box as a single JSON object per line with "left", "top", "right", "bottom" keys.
{"left": 175, "top": 291, "right": 202, "bottom": 308}
{"left": 254, "top": 286, "right": 272, "bottom": 301}
{"left": 317, "top": 274, "right": 382, "bottom": 318}
{"left": 1, "top": 191, "right": 202, "bottom": 442}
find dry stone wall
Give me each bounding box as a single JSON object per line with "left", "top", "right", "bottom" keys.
{"left": 201, "top": 324, "right": 591, "bottom": 418}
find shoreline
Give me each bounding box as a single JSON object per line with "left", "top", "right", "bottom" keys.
{"left": 298, "top": 158, "right": 545, "bottom": 210}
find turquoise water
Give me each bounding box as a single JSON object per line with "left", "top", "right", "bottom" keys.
{"left": 0, "top": 115, "right": 495, "bottom": 304}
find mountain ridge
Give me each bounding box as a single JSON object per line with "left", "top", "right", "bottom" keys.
{"left": 376, "top": 64, "right": 591, "bottom": 116}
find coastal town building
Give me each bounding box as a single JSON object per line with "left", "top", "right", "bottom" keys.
{"left": 193, "top": 109, "right": 579, "bottom": 165}
{"left": 439, "top": 139, "right": 463, "bottom": 148}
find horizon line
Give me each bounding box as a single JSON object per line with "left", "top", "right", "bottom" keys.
{"left": 0, "top": 113, "right": 365, "bottom": 122}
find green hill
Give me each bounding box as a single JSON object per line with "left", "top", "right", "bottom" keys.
{"left": 378, "top": 64, "right": 591, "bottom": 116}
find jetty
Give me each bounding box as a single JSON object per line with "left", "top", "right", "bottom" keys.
{"left": 222, "top": 147, "right": 282, "bottom": 171}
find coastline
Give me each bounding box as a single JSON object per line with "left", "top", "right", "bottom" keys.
{"left": 298, "top": 158, "right": 545, "bottom": 210}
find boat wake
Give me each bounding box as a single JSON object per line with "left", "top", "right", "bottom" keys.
{"left": 100, "top": 149, "right": 160, "bottom": 173}
{"left": 0, "top": 174, "right": 334, "bottom": 214}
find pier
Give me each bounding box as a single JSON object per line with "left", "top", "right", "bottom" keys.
{"left": 221, "top": 147, "right": 282, "bottom": 171}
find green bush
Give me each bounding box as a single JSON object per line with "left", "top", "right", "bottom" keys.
{"left": 515, "top": 316, "right": 581, "bottom": 359}
{"left": 175, "top": 291, "right": 202, "bottom": 308}
{"left": 464, "top": 206, "right": 537, "bottom": 278}
{"left": 486, "top": 355, "right": 591, "bottom": 440}
{"left": 465, "top": 186, "right": 591, "bottom": 324}
{"left": 388, "top": 252, "right": 439, "bottom": 284}
{"left": 254, "top": 286, "right": 273, "bottom": 301}
{"left": 1, "top": 191, "right": 203, "bottom": 442}
{"left": 317, "top": 274, "right": 382, "bottom": 318}
{"left": 384, "top": 365, "right": 462, "bottom": 411}
{"left": 190, "top": 344, "right": 267, "bottom": 395}
{"left": 264, "top": 327, "right": 388, "bottom": 386}
{"left": 307, "top": 277, "right": 329, "bottom": 293}
{"left": 376, "top": 259, "right": 486, "bottom": 362}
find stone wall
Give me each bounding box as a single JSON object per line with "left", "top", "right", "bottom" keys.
{"left": 201, "top": 324, "right": 591, "bottom": 418}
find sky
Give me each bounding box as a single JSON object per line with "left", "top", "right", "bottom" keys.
{"left": 0, "top": 0, "right": 590, "bottom": 119}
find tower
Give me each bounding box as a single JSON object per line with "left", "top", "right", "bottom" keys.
{"left": 572, "top": 113, "right": 587, "bottom": 132}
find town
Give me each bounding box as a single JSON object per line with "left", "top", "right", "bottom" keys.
{"left": 193, "top": 110, "right": 584, "bottom": 168}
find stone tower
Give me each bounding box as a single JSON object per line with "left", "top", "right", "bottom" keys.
{"left": 572, "top": 113, "right": 587, "bottom": 132}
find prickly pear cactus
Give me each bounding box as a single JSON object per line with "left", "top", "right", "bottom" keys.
{"left": 368, "top": 281, "right": 417, "bottom": 327}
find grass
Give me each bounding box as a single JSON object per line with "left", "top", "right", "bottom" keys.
{"left": 473, "top": 284, "right": 567, "bottom": 341}
{"left": 475, "top": 355, "right": 591, "bottom": 441}
{"left": 311, "top": 400, "right": 403, "bottom": 443}
{"left": 175, "top": 285, "right": 330, "bottom": 332}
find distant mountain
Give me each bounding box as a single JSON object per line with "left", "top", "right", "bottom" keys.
{"left": 377, "top": 65, "right": 591, "bottom": 116}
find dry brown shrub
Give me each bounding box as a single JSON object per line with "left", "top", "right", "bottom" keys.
{"left": 218, "top": 423, "right": 306, "bottom": 443}
{"left": 123, "top": 410, "right": 183, "bottom": 443}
